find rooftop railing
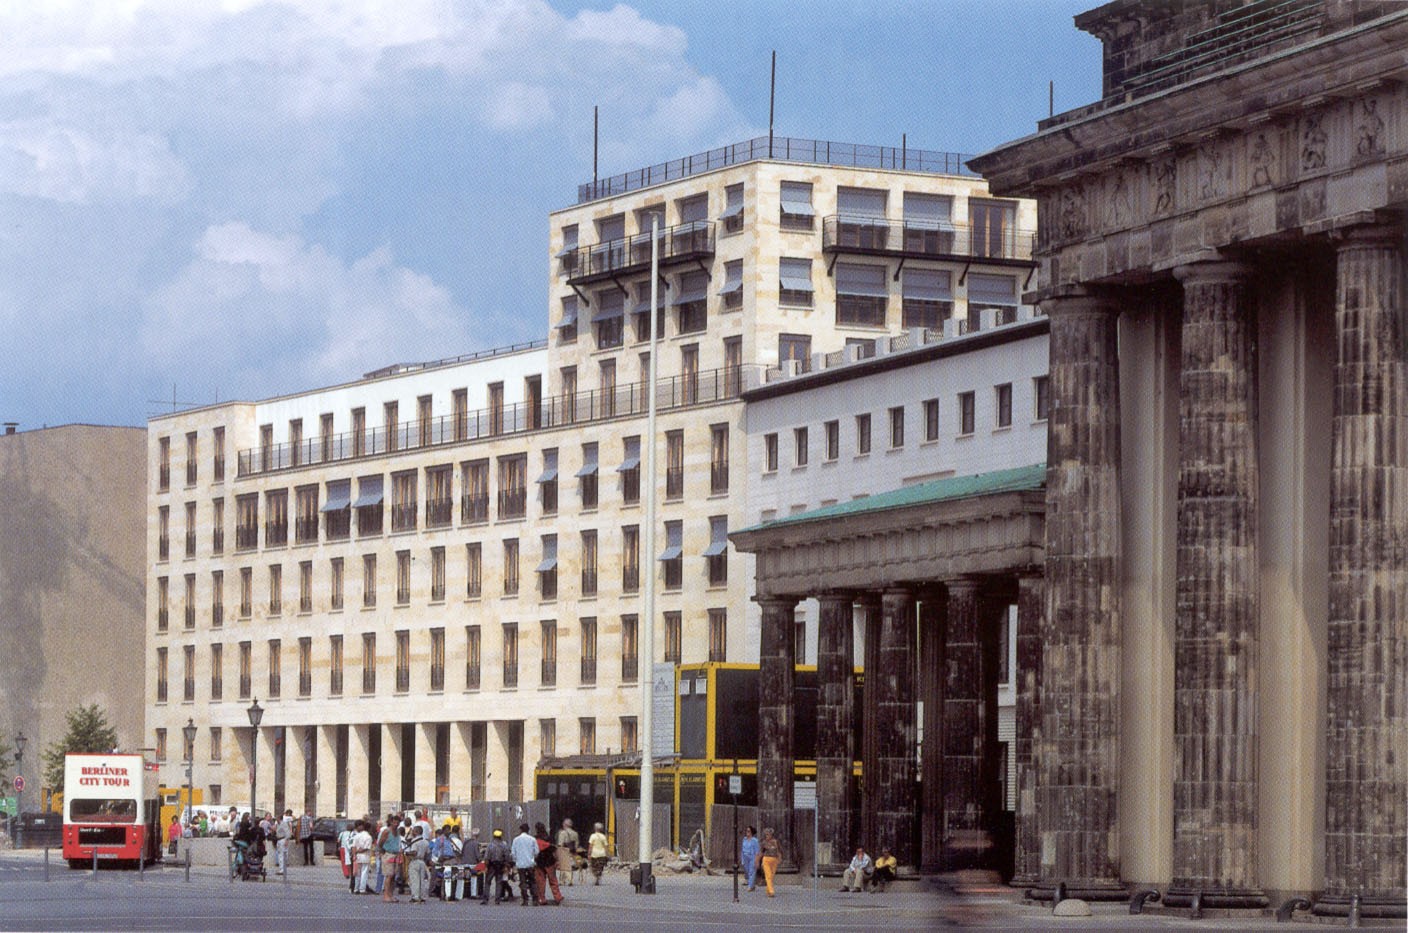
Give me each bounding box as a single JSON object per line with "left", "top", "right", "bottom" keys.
{"left": 237, "top": 364, "right": 765, "bottom": 478}
{"left": 576, "top": 135, "right": 975, "bottom": 204}
{"left": 821, "top": 215, "right": 1036, "bottom": 264}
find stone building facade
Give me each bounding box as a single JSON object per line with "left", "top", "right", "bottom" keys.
{"left": 970, "top": 0, "right": 1407, "bottom": 916}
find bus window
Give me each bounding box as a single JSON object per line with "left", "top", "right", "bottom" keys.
{"left": 70, "top": 798, "right": 138, "bottom": 823}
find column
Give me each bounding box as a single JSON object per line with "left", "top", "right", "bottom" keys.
{"left": 449, "top": 722, "right": 473, "bottom": 802}
{"left": 941, "top": 580, "right": 983, "bottom": 871}
{"left": 1168, "top": 259, "right": 1264, "bottom": 904}
{"left": 875, "top": 588, "right": 917, "bottom": 869}
{"left": 1012, "top": 574, "right": 1044, "bottom": 886}
{"left": 414, "top": 722, "right": 437, "bottom": 804}
{"left": 1321, "top": 223, "right": 1408, "bottom": 911}
{"left": 756, "top": 596, "right": 797, "bottom": 869}
{"left": 814, "top": 592, "right": 855, "bottom": 870}
{"left": 918, "top": 589, "right": 946, "bottom": 874}
{"left": 255, "top": 726, "right": 278, "bottom": 817}
{"left": 381, "top": 723, "right": 404, "bottom": 810}
{"left": 347, "top": 724, "right": 371, "bottom": 818}
{"left": 315, "top": 725, "right": 338, "bottom": 817}
{"left": 1038, "top": 290, "right": 1123, "bottom": 890}
{"left": 857, "top": 594, "right": 882, "bottom": 854}
{"left": 283, "top": 724, "right": 308, "bottom": 814}
{"left": 487, "top": 721, "right": 511, "bottom": 801}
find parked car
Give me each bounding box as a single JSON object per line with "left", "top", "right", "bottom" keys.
{"left": 306, "top": 817, "right": 358, "bottom": 857}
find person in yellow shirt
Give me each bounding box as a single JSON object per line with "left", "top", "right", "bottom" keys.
{"left": 869, "top": 848, "right": 897, "bottom": 892}
{"left": 443, "top": 807, "right": 463, "bottom": 837}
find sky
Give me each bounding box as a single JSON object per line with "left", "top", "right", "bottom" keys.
{"left": 0, "top": 0, "right": 1101, "bottom": 428}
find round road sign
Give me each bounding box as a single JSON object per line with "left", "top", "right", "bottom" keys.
{"left": 12, "top": 775, "right": 24, "bottom": 793}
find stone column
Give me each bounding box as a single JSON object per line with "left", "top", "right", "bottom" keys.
{"left": 875, "top": 587, "right": 917, "bottom": 869}
{"left": 1038, "top": 290, "right": 1123, "bottom": 891}
{"left": 414, "top": 722, "right": 437, "bottom": 804}
{"left": 486, "top": 721, "right": 511, "bottom": 801}
{"left": 1168, "top": 259, "right": 1265, "bottom": 906}
{"left": 315, "top": 725, "right": 338, "bottom": 817}
{"left": 1012, "top": 574, "right": 1044, "bottom": 886}
{"left": 347, "top": 724, "right": 371, "bottom": 818}
{"left": 918, "top": 589, "right": 946, "bottom": 874}
{"left": 756, "top": 596, "right": 798, "bottom": 869}
{"left": 814, "top": 592, "right": 856, "bottom": 871}
{"left": 283, "top": 724, "right": 308, "bottom": 815}
{"left": 1321, "top": 223, "right": 1408, "bottom": 913}
{"left": 857, "top": 593, "right": 882, "bottom": 854}
{"left": 941, "top": 580, "right": 984, "bottom": 871}
{"left": 381, "top": 723, "right": 404, "bottom": 810}
{"left": 449, "top": 722, "right": 473, "bottom": 802}
{"left": 255, "top": 726, "right": 278, "bottom": 817}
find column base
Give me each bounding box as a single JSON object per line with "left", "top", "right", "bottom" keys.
{"left": 1162, "top": 886, "right": 1269, "bottom": 910}
{"left": 1025, "top": 880, "right": 1129, "bottom": 903}
{"left": 1311, "top": 893, "right": 1408, "bottom": 920}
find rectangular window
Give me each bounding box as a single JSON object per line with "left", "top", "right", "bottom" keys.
{"left": 184, "top": 501, "right": 196, "bottom": 557}
{"left": 235, "top": 494, "right": 257, "bottom": 550}
{"left": 889, "top": 406, "right": 905, "bottom": 449}
{"left": 621, "top": 525, "right": 640, "bottom": 593}
{"left": 763, "top": 433, "right": 778, "bottom": 473}
{"left": 330, "top": 557, "right": 344, "bottom": 611}
{"left": 158, "top": 436, "right": 170, "bottom": 491}
{"left": 959, "top": 391, "right": 976, "bottom": 435}
{"left": 836, "top": 262, "right": 888, "bottom": 326}
{"left": 362, "top": 553, "right": 377, "bottom": 607}
{"left": 970, "top": 198, "right": 1018, "bottom": 259}
{"left": 298, "top": 637, "right": 311, "bottom": 697}
{"left": 466, "top": 543, "right": 482, "bottom": 598}
{"left": 503, "top": 538, "right": 520, "bottom": 596}
{"left": 395, "top": 629, "right": 410, "bottom": 692}
{"left": 580, "top": 617, "right": 597, "bottom": 686}
{"left": 394, "top": 550, "right": 410, "bottom": 604}
{"left": 461, "top": 459, "right": 489, "bottom": 524}
{"left": 556, "top": 295, "right": 579, "bottom": 344}
{"left": 664, "top": 611, "right": 682, "bottom": 664}
{"left": 705, "top": 515, "right": 729, "bottom": 586}
{"left": 487, "top": 383, "right": 504, "bottom": 436}
{"left": 497, "top": 454, "right": 527, "bottom": 520}
{"left": 209, "top": 726, "right": 222, "bottom": 762}
{"left": 210, "top": 643, "right": 223, "bottom": 701}
{"left": 924, "top": 398, "right": 941, "bottom": 441}
{"left": 708, "top": 608, "right": 727, "bottom": 662}
{"left": 631, "top": 280, "right": 665, "bottom": 342}
{"left": 966, "top": 272, "right": 1019, "bottom": 328}
{"left": 211, "top": 570, "right": 224, "bottom": 628}
{"left": 1034, "top": 375, "right": 1050, "bottom": 421}
{"left": 452, "top": 388, "right": 469, "bottom": 441}
{"left": 416, "top": 394, "right": 432, "bottom": 447}
{"left": 709, "top": 423, "right": 729, "bottom": 494}
{"left": 426, "top": 465, "right": 452, "bottom": 527}
{"left": 264, "top": 489, "right": 288, "bottom": 546}
{"left": 599, "top": 358, "right": 617, "bottom": 417}
{"left": 430, "top": 546, "right": 446, "bottom": 601}
{"left": 351, "top": 407, "right": 366, "bottom": 457}
{"left": 537, "top": 534, "right": 558, "bottom": 599}
{"left": 383, "top": 401, "right": 399, "bottom": 452}
{"left": 540, "top": 719, "right": 557, "bottom": 759}
{"left": 320, "top": 413, "right": 334, "bottom": 461}
{"left": 902, "top": 191, "right": 956, "bottom": 253}
{"left": 675, "top": 271, "right": 708, "bottom": 334}
{"left": 661, "top": 520, "right": 683, "bottom": 590}
{"left": 288, "top": 419, "right": 303, "bottom": 466}
{"left": 722, "top": 182, "right": 744, "bottom": 233}
{"left": 619, "top": 436, "right": 640, "bottom": 504}
{"left": 465, "top": 625, "right": 481, "bottom": 690}
{"left": 779, "top": 333, "right": 811, "bottom": 372}
{"left": 361, "top": 633, "right": 376, "bottom": 694}
{"left": 621, "top": 614, "right": 639, "bottom": 683}
{"left": 268, "top": 564, "right": 282, "bottom": 615}
{"left": 665, "top": 430, "right": 684, "bottom": 499}
{"left": 155, "top": 728, "right": 167, "bottom": 762}
{"left": 901, "top": 268, "right": 953, "bottom": 329}
{"left": 579, "top": 718, "right": 596, "bottom": 756}
{"left": 158, "top": 505, "right": 170, "bottom": 561}
{"left": 680, "top": 343, "right": 699, "bottom": 404}
{"left": 211, "top": 497, "right": 224, "bottom": 554}
{"left": 996, "top": 383, "right": 1013, "bottom": 428}
{"left": 329, "top": 634, "right": 343, "bottom": 696}
{"left": 793, "top": 427, "right": 809, "bottom": 467}
{"left": 238, "top": 641, "right": 251, "bottom": 699}
{"left": 391, "top": 471, "right": 417, "bottom": 532}
{"left": 267, "top": 638, "right": 281, "bottom": 698}
{"left": 856, "top": 413, "right": 872, "bottom": 454}
{"left": 581, "top": 530, "right": 598, "bottom": 597}
{"left": 182, "top": 644, "right": 194, "bottom": 701}
{"left": 183, "top": 574, "right": 196, "bottom": 629}
{"left": 724, "top": 336, "right": 743, "bottom": 397}
{"left": 538, "top": 448, "right": 558, "bottom": 516}
{"left": 557, "top": 223, "right": 579, "bottom": 276}
{"left": 677, "top": 192, "right": 708, "bottom": 225}
{"left": 298, "top": 560, "right": 312, "bottom": 613}
{"left": 824, "top": 420, "right": 839, "bottom": 461}
{"left": 323, "top": 480, "right": 350, "bottom": 540}
{"left": 720, "top": 259, "right": 743, "bottom": 310}
{"left": 355, "top": 475, "right": 384, "bottom": 536}
{"left": 578, "top": 442, "right": 599, "bottom": 509}
{"left": 620, "top": 717, "right": 638, "bottom": 753}
{"left": 294, "top": 485, "right": 318, "bottom": 544}
{"left": 212, "top": 427, "right": 225, "bottom": 482}
{"left": 594, "top": 289, "right": 624, "bottom": 349}
{"left": 779, "top": 180, "right": 815, "bottom": 231}
{"left": 540, "top": 620, "right": 557, "bottom": 687}
{"left": 502, "top": 623, "right": 518, "bottom": 688}
{"left": 778, "top": 257, "right": 813, "bottom": 307}
{"left": 239, "top": 567, "right": 252, "bottom": 618}
{"left": 560, "top": 366, "right": 578, "bottom": 423}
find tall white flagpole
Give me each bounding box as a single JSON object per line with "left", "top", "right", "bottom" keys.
{"left": 638, "top": 215, "right": 661, "bottom": 893}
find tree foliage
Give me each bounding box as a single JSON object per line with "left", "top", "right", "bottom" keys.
{"left": 41, "top": 705, "right": 119, "bottom": 795}
{"left": 0, "top": 735, "right": 12, "bottom": 777}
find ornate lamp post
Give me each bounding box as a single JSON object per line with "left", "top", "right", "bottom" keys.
{"left": 13, "top": 732, "right": 25, "bottom": 848}
{"left": 247, "top": 700, "right": 263, "bottom": 822}
{"left": 182, "top": 718, "right": 197, "bottom": 841}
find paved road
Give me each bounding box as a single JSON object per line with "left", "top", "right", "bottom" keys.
{"left": 0, "top": 850, "right": 1328, "bottom": 931}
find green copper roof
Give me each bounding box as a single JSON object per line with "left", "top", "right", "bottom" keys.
{"left": 739, "top": 462, "right": 1046, "bottom": 534}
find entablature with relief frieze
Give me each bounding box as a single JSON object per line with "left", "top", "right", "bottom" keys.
{"left": 970, "top": 11, "right": 1408, "bottom": 294}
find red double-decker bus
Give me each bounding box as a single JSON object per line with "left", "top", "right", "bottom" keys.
{"left": 62, "top": 754, "right": 162, "bottom": 868}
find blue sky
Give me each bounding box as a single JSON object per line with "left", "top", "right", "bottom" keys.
{"left": 0, "top": 1, "right": 1099, "bottom": 428}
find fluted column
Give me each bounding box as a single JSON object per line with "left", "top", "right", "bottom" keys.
{"left": 757, "top": 596, "right": 798, "bottom": 869}
{"left": 283, "top": 725, "right": 308, "bottom": 814}
{"left": 381, "top": 723, "right": 404, "bottom": 811}
{"left": 941, "top": 580, "right": 986, "bottom": 871}
{"left": 1321, "top": 223, "right": 1408, "bottom": 911}
{"left": 347, "top": 724, "right": 371, "bottom": 818}
{"left": 814, "top": 592, "right": 856, "bottom": 870}
{"left": 1038, "top": 290, "right": 1123, "bottom": 889}
{"left": 315, "top": 725, "right": 338, "bottom": 817}
{"left": 1167, "top": 259, "right": 1265, "bottom": 905}
{"left": 857, "top": 593, "right": 882, "bottom": 854}
{"left": 1012, "top": 574, "right": 1043, "bottom": 886}
{"left": 918, "top": 589, "right": 946, "bottom": 873}
{"left": 254, "top": 725, "right": 278, "bottom": 817}
{"left": 875, "top": 587, "right": 917, "bottom": 868}
{"left": 449, "top": 722, "right": 473, "bottom": 802}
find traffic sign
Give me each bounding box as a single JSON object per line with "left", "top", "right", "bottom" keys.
{"left": 13, "top": 775, "right": 24, "bottom": 793}
{"left": 727, "top": 775, "right": 742, "bottom": 796}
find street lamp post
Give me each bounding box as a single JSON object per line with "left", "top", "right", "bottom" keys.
{"left": 182, "top": 718, "right": 197, "bottom": 841}
{"left": 247, "top": 700, "right": 263, "bottom": 824}
{"left": 13, "top": 732, "right": 26, "bottom": 849}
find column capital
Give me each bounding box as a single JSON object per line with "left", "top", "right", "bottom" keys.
{"left": 1172, "top": 254, "right": 1252, "bottom": 287}
{"left": 944, "top": 578, "right": 981, "bottom": 597}
{"left": 1038, "top": 286, "right": 1120, "bottom": 319}
{"left": 752, "top": 594, "right": 800, "bottom": 610}
{"left": 815, "top": 590, "right": 858, "bottom": 605}
{"left": 1328, "top": 215, "right": 1402, "bottom": 250}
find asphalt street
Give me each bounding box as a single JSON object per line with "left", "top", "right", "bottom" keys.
{"left": 0, "top": 849, "right": 1344, "bottom": 932}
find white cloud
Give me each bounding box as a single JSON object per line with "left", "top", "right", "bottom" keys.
{"left": 0, "top": 118, "right": 190, "bottom": 204}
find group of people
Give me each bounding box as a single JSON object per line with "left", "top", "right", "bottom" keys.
{"left": 839, "top": 845, "right": 898, "bottom": 892}
{"left": 224, "top": 809, "right": 317, "bottom": 873}
{"left": 738, "top": 827, "right": 897, "bottom": 896}
{"left": 336, "top": 810, "right": 612, "bottom": 907}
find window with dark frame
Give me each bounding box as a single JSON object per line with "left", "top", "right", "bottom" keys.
{"left": 466, "top": 543, "right": 482, "bottom": 598}
{"left": 824, "top": 420, "right": 839, "bottom": 461}
{"left": 1034, "top": 375, "right": 1050, "bottom": 421}
{"left": 763, "top": 433, "right": 778, "bottom": 473}
{"left": 856, "top": 414, "right": 872, "bottom": 455}
{"left": 889, "top": 406, "right": 905, "bottom": 449}
{"left": 924, "top": 398, "right": 940, "bottom": 441}
{"left": 361, "top": 632, "right": 376, "bottom": 694}
{"left": 502, "top": 623, "right": 518, "bottom": 688}
{"left": 503, "top": 538, "right": 520, "bottom": 596}
{"left": 959, "top": 391, "right": 976, "bottom": 435}
{"left": 708, "top": 608, "right": 727, "bottom": 662}
{"left": 540, "top": 620, "right": 557, "bottom": 687}
{"left": 621, "top": 614, "right": 639, "bottom": 682}
{"left": 664, "top": 611, "right": 682, "bottom": 664}
{"left": 622, "top": 525, "right": 640, "bottom": 593}
{"left": 661, "top": 521, "right": 683, "bottom": 590}
{"left": 794, "top": 427, "right": 809, "bottom": 467}
{"left": 581, "top": 530, "right": 598, "bottom": 596}
{"left": 778, "top": 257, "right": 813, "bottom": 307}
{"left": 580, "top": 617, "right": 598, "bottom": 686}
{"left": 996, "top": 383, "right": 1013, "bottom": 428}
{"left": 465, "top": 625, "right": 481, "bottom": 689}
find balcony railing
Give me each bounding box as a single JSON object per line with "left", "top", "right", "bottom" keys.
{"left": 265, "top": 521, "right": 288, "bottom": 547}
{"left": 185, "top": 532, "right": 196, "bottom": 557}
{"left": 541, "top": 659, "right": 556, "bottom": 687}
{"left": 580, "top": 657, "right": 596, "bottom": 686}
{"left": 581, "top": 568, "right": 597, "bottom": 596}
{"left": 357, "top": 506, "right": 383, "bottom": 537}
{"left": 235, "top": 526, "right": 258, "bottom": 551}
{"left": 325, "top": 510, "right": 350, "bottom": 540}
{"left": 212, "top": 529, "right": 224, "bottom": 554}
{"left": 665, "top": 466, "right": 684, "bottom": 499}
{"left": 158, "top": 464, "right": 170, "bottom": 491}
{"left": 576, "top": 135, "right": 975, "bottom": 203}
{"left": 158, "top": 536, "right": 169, "bottom": 561}
{"left": 391, "top": 503, "right": 417, "bottom": 533}
{"left": 503, "top": 662, "right": 518, "bottom": 689}
{"left": 299, "top": 671, "right": 311, "bottom": 697}
{"left": 497, "top": 488, "right": 527, "bottom": 521}
{"left": 236, "top": 364, "right": 766, "bottom": 478}
{"left": 621, "top": 656, "right": 638, "bottom": 683}
{"left": 461, "top": 493, "right": 489, "bottom": 524}
{"left": 561, "top": 220, "right": 715, "bottom": 285}
{"left": 710, "top": 461, "right": 729, "bottom": 494}
{"left": 426, "top": 498, "right": 453, "bottom": 528}
{"left": 295, "top": 517, "right": 318, "bottom": 544}
{"left": 466, "top": 663, "right": 481, "bottom": 691}
{"left": 822, "top": 215, "right": 1036, "bottom": 263}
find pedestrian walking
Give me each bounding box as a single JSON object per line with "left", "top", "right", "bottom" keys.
{"left": 299, "top": 810, "right": 316, "bottom": 865}
{"left": 511, "top": 823, "right": 539, "bottom": 905}
{"left": 482, "top": 828, "right": 511, "bottom": 904}
{"left": 587, "top": 822, "right": 609, "bottom": 885}
{"left": 274, "top": 809, "right": 293, "bottom": 874}
{"left": 759, "top": 827, "right": 783, "bottom": 897}
{"left": 555, "top": 818, "right": 579, "bottom": 886}
{"left": 740, "top": 825, "right": 760, "bottom": 891}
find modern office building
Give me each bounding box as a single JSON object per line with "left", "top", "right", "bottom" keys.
{"left": 145, "top": 135, "right": 1037, "bottom": 824}
{"left": 969, "top": 0, "right": 1408, "bottom": 918}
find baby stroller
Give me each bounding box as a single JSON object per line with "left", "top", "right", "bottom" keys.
{"left": 232, "top": 838, "right": 268, "bottom": 881}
